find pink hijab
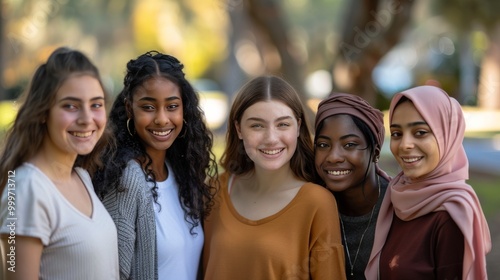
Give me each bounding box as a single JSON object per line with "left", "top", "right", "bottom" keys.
{"left": 365, "top": 86, "right": 491, "bottom": 279}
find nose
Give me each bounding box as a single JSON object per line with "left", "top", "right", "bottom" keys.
{"left": 154, "top": 109, "right": 169, "bottom": 126}
{"left": 325, "top": 144, "right": 345, "bottom": 163}
{"left": 77, "top": 107, "right": 92, "bottom": 125}
{"left": 400, "top": 134, "right": 414, "bottom": 150}
{"left": 264, "top": 127, "right": 279, "bottom": 144}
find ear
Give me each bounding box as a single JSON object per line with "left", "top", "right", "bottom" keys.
{"left": 235, "top": 121, "right": 243, "bottom": 140}
{"left": 125, "top": 98, "right": 133, "bottom": 119}
{"left": 373, "top": 147, "right": 381, "bottom": 163}
{"left": 297, "top": 118, "right": 302, "bottom": 137}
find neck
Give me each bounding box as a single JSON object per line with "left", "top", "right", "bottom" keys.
{"left": 141, "top": 150, "right": 168, "bottom": 181}
{"left": 31, "top": 152, "right": 75, "bottom": 182}
{"left": 245, "top": 165, "right": 302, "bottom": 193}
{"left": 337, "top": 173, "right": 380, "bottom": 216}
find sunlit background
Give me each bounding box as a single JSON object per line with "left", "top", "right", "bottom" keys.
{"left": 2, "top": 0, "right": 500, "bottom": 126}
{"left": 0, "top": 0, "right": 499, "bottom": 275}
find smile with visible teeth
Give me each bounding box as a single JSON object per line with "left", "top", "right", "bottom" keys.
{"left": 402, "top": 157, "right": 422, "bottom": 163}
{"left": 151, "top": 129, "right": 172, "bottom": 136}
{"left": 71, "top": 131, "right": 92, "bottom": 138}
{"left": 327, "top": 170, "right": 351, "bottom": 176}
{"left": 260, "top": 148, "right": 284, "bottom": 155}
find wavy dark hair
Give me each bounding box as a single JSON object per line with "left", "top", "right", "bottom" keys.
{"left": 220, "top": 75, "right": 316, "bottom": 182}
{"left": 93, "top": 51, "right": 218, "bottom": 231}
{"left": 0, "top": 47, "right": 111, "bottom": 193}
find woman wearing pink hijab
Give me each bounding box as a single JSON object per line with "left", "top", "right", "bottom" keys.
{"left": 365, "top": 86, "right": 491, "bottom": 279}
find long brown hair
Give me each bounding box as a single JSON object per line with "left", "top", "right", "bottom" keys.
{"left": 0, "top": 47, "right": 112, "bottom": 193}
{"left": 220, "top": 75, "right": 316, "bottom": 182}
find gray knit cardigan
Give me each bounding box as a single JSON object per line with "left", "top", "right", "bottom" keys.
{"left": 102, "top": 160, "right": 158, "bottom": 280}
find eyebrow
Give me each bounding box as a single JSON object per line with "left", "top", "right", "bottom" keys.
{"left": 137, "top": 96, "right": 181, "bottom": 102}
{"left": 390, "top": 121, "right": 428, "bottom": 128}
{"left": 58, "top": 96, "right": 104, "bottom": 103}
{"left": 316, "top": 133, "right": 361, "bottom": 141}
{"left": 245, "top": 116, "right": 294, "bottom": 122}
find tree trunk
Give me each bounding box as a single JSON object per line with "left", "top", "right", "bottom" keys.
{"left": 333, "top": 0, "right": 415, "bottom": 106}
{"left": 478, "top": 23, "right": 500, "bottom": 110}
{"left": 458, "top": 32, "right": 477, "bottom": 105}
{"left": 244, "top": 0, "right": 315, "bottom": 129}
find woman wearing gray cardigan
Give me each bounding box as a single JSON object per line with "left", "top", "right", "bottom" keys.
{"left": 93, "top": 51, "right": 218, "bottom": 280}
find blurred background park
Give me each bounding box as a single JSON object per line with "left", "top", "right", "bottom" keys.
{"left": 0, "top": 0, "right": 499, "bottom": 275}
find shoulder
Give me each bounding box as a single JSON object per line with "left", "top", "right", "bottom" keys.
{"left": 5, "top": 163, "right": 51, "bottom": 196}
{"left": 102, "top": 160, "right": 150, "bottom": 209}
{"left": 403, "top": 211, "right": 461, "bottom": 234}
{"left": 432, "top": 211, "right": 459, "bottom": 228}
{"left": 301, "top": 182, "right": 334, "bottom": 198}
{"left": 123, "top": 159, "right": 145, "bottom": 177}
{"left": 74, "top": 167, "right": 92, "bottom": 186}
{"left": 298, "top": 182, "right": 337, "bottom": 208}
{"left": 120, "top": 160, "right": 148, "bottom": 191}
{"left": 11, "top": 163, "right": 44, "bottom": 182}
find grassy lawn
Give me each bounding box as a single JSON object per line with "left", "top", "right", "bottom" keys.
{"left": 469, "top": 174, "right": 500, "bottom": 220}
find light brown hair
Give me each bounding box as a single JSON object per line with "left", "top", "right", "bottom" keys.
{"left": 220, "top": 75, "right": 316, "bottom": 182}
{"left": 0, "top": 47, "right": 111, "bottom": 193}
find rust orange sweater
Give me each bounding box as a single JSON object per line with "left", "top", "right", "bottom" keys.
{"left": 203, "top": 172, "right": 346, "bottom": 280}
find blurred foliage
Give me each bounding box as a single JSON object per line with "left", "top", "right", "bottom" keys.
{"left": 282, "top": 0, "right": 343, "bottom": 72}
{"left": 432, "top": 0, "right": 500, "bottom": 31}
{"left": 2, "top": 0, "right": 500, "bottom": 107}
{"left": 2, "top": 0, "right": 229, "bottom": 98}
{"left": 132, "top": 0, "right": 228, "bottom": 78}
{"left": 0, "top": 100, "right": 17, "bottom": 130}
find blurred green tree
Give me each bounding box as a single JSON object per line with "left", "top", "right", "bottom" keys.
{"left": 434, "top": 0, "right": 500, "bottom": 109}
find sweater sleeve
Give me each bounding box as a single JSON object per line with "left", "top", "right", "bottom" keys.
{"left": 308, "top": 185, "right": 347, "bottom": 280}
{"left": 102, "top": 162, "right": 157, "bottom": 280}
{"left": 435, "top": 212, "right": 464, "bottom": 279}
{"left": 102, "top": 184, "right": 138, "bottom": 280}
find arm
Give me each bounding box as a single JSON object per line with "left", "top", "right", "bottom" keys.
{"left": 0, "top": 167, "right": 51, "bottom": 280}
{"left": 435, "top": 213, "right": 464, "bottom": 279}
{"left": 102, "top": 161, "right": 157, "bottom": 280}
{"left": 102, "top": 186, "right": 138, "bottom": 280}
{"left": 1, "top": 235, "right": 43, "bottom": 280}
{"left": 309, "top": 187, "right": 347, "bottom": 280}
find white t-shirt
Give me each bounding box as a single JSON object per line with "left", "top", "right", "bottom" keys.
{"left": 0, "top": 163, "right": 119, "bottom": 280}
{"left": 153, "top": 163, "right": 204, "bottom": 280}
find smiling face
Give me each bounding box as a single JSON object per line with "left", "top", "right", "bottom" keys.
{"left": 390, "top": 100, "right": 440, "bottom": 180}
{"left": 315, "top": 115, "right": 373, "bottom": 192}
{"left": 235, "top": 100, "right": 300, "bottom": 172}
{"left": 45, "top": 74, "right": 106, "bottom": 159}
{"left": 129, "top": 77, "right": 183, "bottom": 156}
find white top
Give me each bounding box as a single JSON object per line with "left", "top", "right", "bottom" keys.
{"left": 153, "top": 163, "right": 204, "bottom": 280}
{"left": 0, "top": 163, "right": 119, "bottom": 280}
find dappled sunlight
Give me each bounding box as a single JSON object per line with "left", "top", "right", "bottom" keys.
{"left": 0, "top": 101, "right": 18, "bottom": 131}
{"left": 235, "top": 40, "right": 264, "bottom": 76}
{"left": 462, "top": 107, "right": 500, "bottom": 133}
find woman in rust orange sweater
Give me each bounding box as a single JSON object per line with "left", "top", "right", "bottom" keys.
{"left": 203, "top": 75, "right": 346, "bottom": 280}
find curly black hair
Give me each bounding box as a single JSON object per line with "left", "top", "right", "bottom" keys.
{"left": 93, "top": 51, "right": 218, "bottom": 232}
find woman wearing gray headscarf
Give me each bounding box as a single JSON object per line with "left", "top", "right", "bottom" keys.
{"left": 314, "top": 93, "right": 391, "bottom": 280}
